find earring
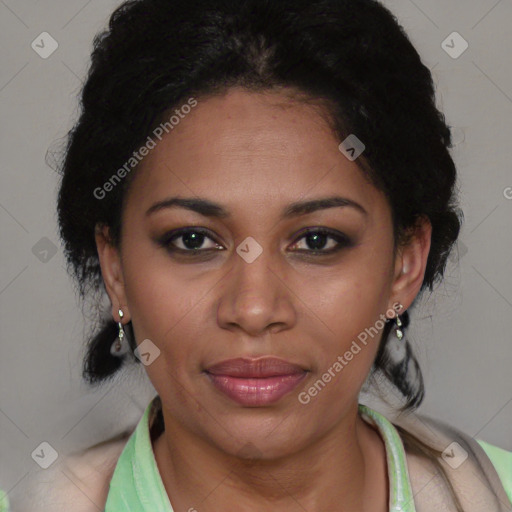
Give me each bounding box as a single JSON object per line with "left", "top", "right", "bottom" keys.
{"left": 394, "top": 303, "right": 404, "bottom": 340}
{"left": 111, "top": 308, "right": 129, "bottom": 356}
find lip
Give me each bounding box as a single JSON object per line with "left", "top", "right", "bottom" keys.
{"left": 204, "top": 357, "right": 308, "bottom": 406}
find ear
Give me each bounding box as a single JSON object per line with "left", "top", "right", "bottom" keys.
{"left": 388, "top": 215, "right": 432, "bottom": 314}
{"left": 94, "top": 223, "right": 130, "bottom": 322}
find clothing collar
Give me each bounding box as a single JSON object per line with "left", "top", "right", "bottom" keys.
{"left": 105, "top": 397, "right": 416, "bottom": 512}
{"left": 359, "top": 404, "right": 416, "bottom": 512}
{"left": 104, "top": 396, "right": 172, "bottom": 511}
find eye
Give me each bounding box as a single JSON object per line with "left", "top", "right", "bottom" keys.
{"left": 157, "top": 228, "right": 224, "bottom": 254}
{"left": 289, "top": 228, "right": 353, "bottom": 254}
{"left": 156, "top": 226, "right": 353, "bottom": 257}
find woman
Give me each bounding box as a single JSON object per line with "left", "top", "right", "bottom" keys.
{"left": 6, "top": 0, "right": 511, "bottom": 511}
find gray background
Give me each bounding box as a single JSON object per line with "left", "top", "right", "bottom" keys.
{"left": 1, "top": 0, "right": 511, "bottom": 500}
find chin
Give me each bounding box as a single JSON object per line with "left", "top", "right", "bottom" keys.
{"left": 203, "top": 408, "right": 315, "bottom": 461}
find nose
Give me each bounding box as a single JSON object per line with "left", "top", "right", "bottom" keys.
{"left": 216, "top": 246, "right": 297, "bottom": 337}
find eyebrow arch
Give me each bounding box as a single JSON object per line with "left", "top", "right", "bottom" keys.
{"left": 145, "top": 195, "right": 367, "bottom": 219}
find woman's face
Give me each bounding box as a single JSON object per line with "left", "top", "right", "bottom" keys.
{"left": 97, "top": 87, "right": 429, "bottom": 458}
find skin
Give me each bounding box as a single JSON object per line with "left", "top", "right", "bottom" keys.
{"left": 95, "top": 87, "right": 431, "bottom": 512}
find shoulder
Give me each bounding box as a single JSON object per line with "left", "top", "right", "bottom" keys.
{"left": 477, "top": 440, "right": 512, "bottom": 504}
{"left": 8, "top": 431, "right": 132, "bottom": 512}
{"left": 393, "top": 411, "right": 512, "bottom": 512}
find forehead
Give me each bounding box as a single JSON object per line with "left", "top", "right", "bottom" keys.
{"left": 124, "top": 87, "right": 384, "bottom": 218}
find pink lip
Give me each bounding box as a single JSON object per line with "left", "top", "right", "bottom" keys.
{"left": 205, "top": 357, "right": 308, "bottom": 406}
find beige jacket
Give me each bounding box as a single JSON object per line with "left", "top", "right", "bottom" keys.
{"left": 8, "top": 405, "right": 511, "bottom": 512}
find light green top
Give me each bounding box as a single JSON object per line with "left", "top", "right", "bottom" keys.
{"left": 103, "top": 398, "right": 512, "bottom": 512}
{"left": 1, "top": 400, "right": 510, "bottom": 511}
{"left": 0, "top": 490, "right": 8, "bottom": 512}
{"left": 477, "top": 439, "right": 512, "bottom": 504}
{"left": 103, "top": 400, "right": 418, "bottom": 511}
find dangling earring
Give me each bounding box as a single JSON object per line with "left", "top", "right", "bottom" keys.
{"left": 111, "top": 308, "right": 129, "bottom": 356}
{"left": 395, "top": 303, "right": 404, "bottom": 340}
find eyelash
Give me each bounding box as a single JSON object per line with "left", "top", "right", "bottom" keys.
{"left": 156, "top": 227, "right": 353, "bottom": 257}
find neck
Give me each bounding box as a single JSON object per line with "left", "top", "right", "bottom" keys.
{"left": 153, "top": 403, "right": 388, "bottom": 512}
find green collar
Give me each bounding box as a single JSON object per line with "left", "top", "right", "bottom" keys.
{"left": 105, "top": 398, "right": 416, "bottom": 511}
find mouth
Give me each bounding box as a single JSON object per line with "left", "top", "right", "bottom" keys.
{"left": 204, "top": 357, "right": 308, "bottom": 406}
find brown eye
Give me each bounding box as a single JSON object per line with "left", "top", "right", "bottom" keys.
{"left": 290, "top": 228, "right": 353, "bottom": 254}
{"left": 157, "top": 228, "right": 224, "bottom": 254}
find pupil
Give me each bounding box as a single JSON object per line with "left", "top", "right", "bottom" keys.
{"left": 183, "top": 232, "right": 204, "bottom": 249}
{"left": 307, "top": 233, "right": 327, "bottom": 250}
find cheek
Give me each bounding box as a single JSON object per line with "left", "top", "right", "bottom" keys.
{"left": 120, "top": 240, "right": 200, "bottom": 365}
{"left": 122, "top": 233, "right": 196, "bottom": 332}
{"left": 315, "top": 247, "right": 393, "bottom": 336}
{"left": 123, "top": 258, "right": 207, "bottom": 411}
{"left": 299, "top": 245, "right": 393, "bottom": 393}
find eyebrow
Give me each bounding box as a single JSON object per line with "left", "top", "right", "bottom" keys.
{"left": 145, "top": 195, "right": 367, "bottom": 219}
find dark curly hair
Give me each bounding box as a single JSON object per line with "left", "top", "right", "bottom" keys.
{"left": 56, "top": 0, "right": 462, "bottom": 412}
